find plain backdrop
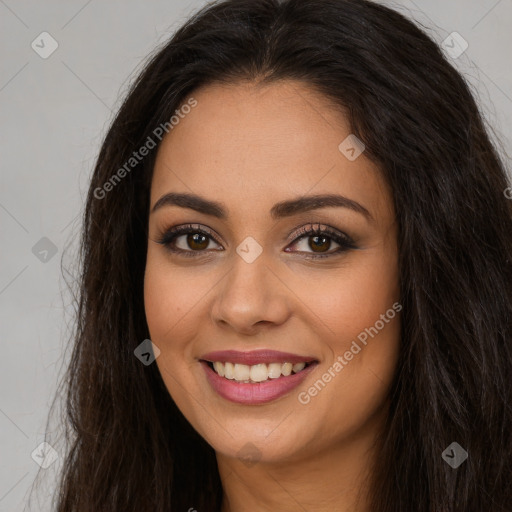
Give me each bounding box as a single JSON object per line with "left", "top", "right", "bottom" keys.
{"left": 1, "top": 1, "right": 511, "bottom": 510}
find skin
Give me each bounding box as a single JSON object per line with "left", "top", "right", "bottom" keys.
{"left": 144, "top": 80, "right": 401, "bottom": 512}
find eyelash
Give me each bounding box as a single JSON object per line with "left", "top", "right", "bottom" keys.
{"left": 155, "top": 223, "right": 357, "bottom": 259}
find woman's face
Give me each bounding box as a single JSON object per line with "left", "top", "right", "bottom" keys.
{"left": 144, "top": 80, "right": 401, "bottom": 465}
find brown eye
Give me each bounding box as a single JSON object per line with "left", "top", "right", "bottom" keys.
{"left": 156, "top": 224, "right": 223, "bottom": 257}
{"left": 291, "top": 234, "right": 340, "bottom": 255}
{"left": 186, "top": 233, "right": 210, "bottom": 251}
{"left": 308, "top": 235, "right": 331, "bottom": 253}
{"left": 285, "top": 223, "right": 357, "bottom": 259}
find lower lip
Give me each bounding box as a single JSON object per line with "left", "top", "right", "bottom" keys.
{"left": 200, "top": 361, "right": 318, "bottom": 405}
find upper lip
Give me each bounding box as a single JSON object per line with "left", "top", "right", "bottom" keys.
{"left": 200, "top": 349, "right": 318, "bottom": 366}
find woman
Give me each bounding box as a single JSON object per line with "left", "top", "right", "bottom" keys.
{"left": 37, "top": 0, "right": 512, "bottom": 510}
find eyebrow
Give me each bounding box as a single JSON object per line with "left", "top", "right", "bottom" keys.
{"left": 150, "top": 192, "right": 373, "bottom": 222}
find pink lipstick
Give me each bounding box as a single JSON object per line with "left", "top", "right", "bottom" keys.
{"left": 199, "top": 350, "right": 319, "bottom": 405}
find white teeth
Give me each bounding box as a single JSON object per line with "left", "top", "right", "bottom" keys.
{"left": 233, "top": 363, "right": 250, "bottom": 381}
{"left": 281, "top": 362, "right": 293, "bottom": 376}
{"left": 292, "top": 362, "right": 306, "bottom": 373}
{"left": 213, "top": 361, "right": 225, "bottom": 377}
{"left": 209, "top": 361, "right": 310, "bottom": 382}
{"left": 250, "top": 364, "right": 268, "bottom": 382}
{"left": 267, "top": 363, "right": 283, "bottom": 379}
{"left": 224, "top": 362, "right": 235, "bottom": 379}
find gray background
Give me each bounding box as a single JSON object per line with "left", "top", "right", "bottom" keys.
{"left": 1, "top": 1, "right": 511, "bottom": 510}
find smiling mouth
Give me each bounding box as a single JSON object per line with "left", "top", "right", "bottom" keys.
{"left": 202, "top": 360, "right": 317, "bottom": 383}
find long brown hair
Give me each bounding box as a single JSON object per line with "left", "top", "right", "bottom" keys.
{"left": 29, "top": 0, "right": 512, "bottom": 510}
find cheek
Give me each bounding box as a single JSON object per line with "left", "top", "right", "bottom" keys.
{"left": 303, "top": 255, "right": 401, "bottom": 429}
{"left": 144, "top": 264, "right": 176, "bottom": 341}
{"left": 303, "top": 252, "right": 400, "bottom": 340}
{"left": 143, "top": 253, "right": 218, "bottom": 437}
{"left": 297, "top": 247, "right": 401, "bottom": 405}
{"left": 143, "top": 252, "right": 203, "bottom": 351}
{"left": 143, "top": 258, "right": 200, "bottom": 400}
{"left": 144, "top": 241, "right": 220, "bottom": 321}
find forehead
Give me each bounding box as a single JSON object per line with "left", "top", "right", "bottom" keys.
{"left": 150, "top": 80, "right": 393, "bottom": 222}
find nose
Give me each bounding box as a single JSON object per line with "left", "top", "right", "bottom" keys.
{"left": 210, "top": 252, "right": 292, "bottom": 335}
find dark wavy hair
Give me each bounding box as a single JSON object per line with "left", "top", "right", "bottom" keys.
{"left": 30, "top": 0, "right": 512, "bottom": 510}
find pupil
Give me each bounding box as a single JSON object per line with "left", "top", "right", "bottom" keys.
{"left": 188, "top": 233, "right": 208, "bottom": 250}
{"left": 310, "top": 235, "right": 329, "bottom": 252}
